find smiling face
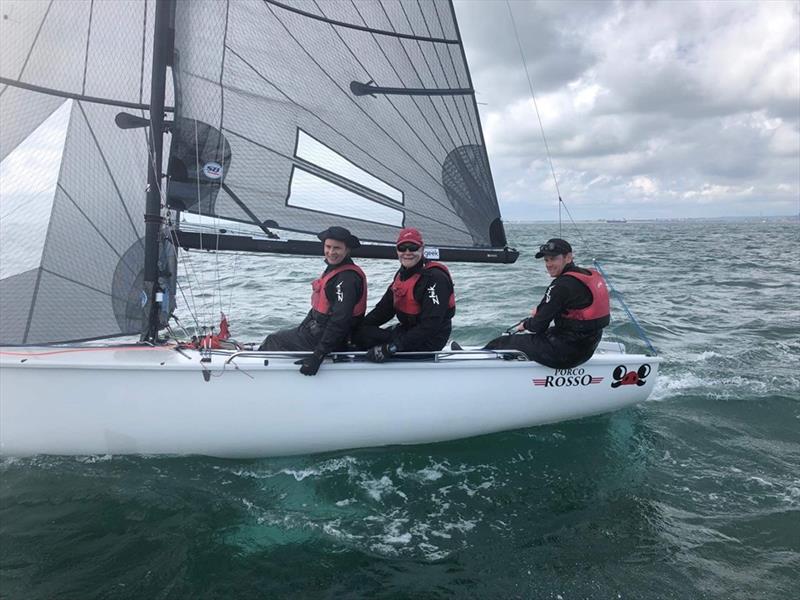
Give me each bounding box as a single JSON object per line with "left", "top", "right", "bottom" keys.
{"left": 323, "top": 239, "right": 348, "bottom": 266}
{"left": 396, "top": 242, "right": 423, "bottom": 269}
{"left": 543, "top": 252, "right": 573, "bottom": 277}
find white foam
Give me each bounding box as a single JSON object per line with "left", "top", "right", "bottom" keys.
{"left": 360, "top": 475, "right": 400, "bottom": 502}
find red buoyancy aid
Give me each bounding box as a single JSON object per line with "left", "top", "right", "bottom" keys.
{"left": 310, "top": 263, "right": 367, "bottom": 316}
{"left": 561, "top": 269, "right": 610, "bottom": 322}
{"left": 391, "top": 261, "right": 456, "bottom": 316}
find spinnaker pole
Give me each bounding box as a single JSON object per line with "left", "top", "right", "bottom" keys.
{"left": 142, "top": 0, "right": 174, "bottom": 343}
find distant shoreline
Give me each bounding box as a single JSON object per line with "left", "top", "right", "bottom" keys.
{"left": 507, "top": 215, "right": 800, "bottom": 224}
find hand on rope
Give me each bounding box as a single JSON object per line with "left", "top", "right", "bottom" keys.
{"left": 505, "top": 320, "right": 525, "bottom": 335}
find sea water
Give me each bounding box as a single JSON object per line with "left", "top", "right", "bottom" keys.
{"left": 1, "top": 220, "right": 798, "bottom": 598}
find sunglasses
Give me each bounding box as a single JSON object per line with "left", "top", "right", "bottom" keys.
{"left": 539, "top": 242, "right": 557, "bottom": 253}
{"left": 396, "top": 243, "right": 420, "bottom": 253}
{"left": 539, "top": 241, "right": 569, "bottom": 254}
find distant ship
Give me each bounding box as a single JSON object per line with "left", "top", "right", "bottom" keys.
{"left": 606, "top": 218, "right": 628, "bottom": 223}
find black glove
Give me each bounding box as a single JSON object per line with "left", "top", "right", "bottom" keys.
{"left": 366, "top": 343, "right": 397, "bottom": 363}
{"left": 297, "top": 351, "right": 325, "bottom": 376}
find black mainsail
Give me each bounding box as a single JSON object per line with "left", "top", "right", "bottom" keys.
{"left": 168, "top": 0, "right": 514, "bottom": 258}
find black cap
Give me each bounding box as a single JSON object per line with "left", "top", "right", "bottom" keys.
{"left": 317, "top": 226, "right": 360, "bottom": 248}
{"left": 535, "top": 238, "right": 572, "bottom": 258}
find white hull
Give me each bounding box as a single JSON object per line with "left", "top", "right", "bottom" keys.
{"left": 0, "top": 344, "right": 661, "bottom": 458}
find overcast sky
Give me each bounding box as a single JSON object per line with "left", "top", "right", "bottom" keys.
{"left": 454, "top": 0, "right": 800, "bottom": 220}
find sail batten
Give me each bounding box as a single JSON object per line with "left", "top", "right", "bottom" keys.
{"left": 263, "top": 0, "right": 461, "bottom": 44}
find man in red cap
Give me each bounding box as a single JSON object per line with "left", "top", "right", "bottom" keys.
{"left": 258, "top": 226, "right": 367, "bottom": 375}
{"left": 353, "top": 227, "right": 456, "bottom": 362}
{"left": 483, "top": 238, "right": 609, "bottom": 368}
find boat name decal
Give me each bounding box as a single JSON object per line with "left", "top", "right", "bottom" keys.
{"left": 611, "top": 364, "right": 651, "bottom": 388}
{"left": 533, "top": 368, "right": 603, "bottom": 387}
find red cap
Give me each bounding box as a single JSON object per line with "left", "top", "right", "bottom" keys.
{"left": 396, "top": 227, "right": 423, "bottom": 246}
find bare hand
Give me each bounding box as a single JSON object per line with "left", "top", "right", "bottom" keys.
{"left": 517, "top": 322, "right": 526, "bottom": 332}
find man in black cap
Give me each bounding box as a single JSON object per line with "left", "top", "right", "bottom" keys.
{"left": 483, "top": 238, "right": 610, "bottom": 368}
{"left": 258, "top": 226, "right": 367, "bottom": 376}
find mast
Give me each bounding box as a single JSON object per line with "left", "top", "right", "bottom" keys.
{"left": 142, "top": 0, "right": 175, "bottom": 343}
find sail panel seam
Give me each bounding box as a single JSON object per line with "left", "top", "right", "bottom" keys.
{"left": 309, "top": 0, "right": 446, "bottom": 189}
{"left": 352, "top": 0, "right": 460, "bottom": 155}
{"left": 0, "top": 0, "right": 54, "bottom": 101}
{"left": 384, "top": 0, "right": 467, "bottom": 152}
{"left": 222, "top": 46, "right": 460, "bottom": 220}
{"left": 39, "top": 266, "right": 132, "bottom": 302}
{"left": 81, "top": 0, "right": 95, "bottom": 96}
{"left": 261, "top": 1, "right": 452, "bottom": 187}
{"left": 419, "top": 0, "right": 472, "bottom": 146}
{"left": 448, "top": 0, "right": 503, "bottom": 215}
{"left": 139, "top": 0, "right": 148, "bottom": 105}
{"left": 395, "top": 1, "right": 468, "bottom": 149}
{"left": 222, "top": 127, "right": 470, "bottom": 234}
{"left": 75, "top": 102, "right": 143, "bottom": 251}
{"left": 262, "top": 0, "right": 460, "bottom": 44}
{"left": 56, "top": 183, "right": 138, "bottom": 277}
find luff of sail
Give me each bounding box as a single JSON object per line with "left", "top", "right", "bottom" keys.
{"left": 168, "top": 0, "right": 510, "bottom": 252}
{"left": 0, "top": 0, "right": 175, "bottom": 345}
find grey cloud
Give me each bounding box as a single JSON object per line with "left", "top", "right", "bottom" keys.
{"left": 454, "top": 0, "right": 800, "bottom": 219}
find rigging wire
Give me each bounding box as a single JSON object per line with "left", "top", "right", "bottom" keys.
{"left": 505, "top": 0, "right": 563, "bottom": 236}
{"left": 505, "top": 0, "right": 656, "bottom": 355}
{"left": 143, "top": 112, "right": 204, "bottom": 336}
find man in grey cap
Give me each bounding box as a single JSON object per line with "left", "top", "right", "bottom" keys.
{"left": 258, "top": 226, "right": 367, "bottom": 376}
{"left": 483, "top": 238, "right": 610, "bottom": 368}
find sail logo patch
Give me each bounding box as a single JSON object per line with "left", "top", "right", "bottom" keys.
{"left": 533, "top": 368, "right": 603, "bottom": 387}
{"left": 202, "top": 161, "right": 223, "bottom": 180}
{"left": 611, "top": 364, "right": 651, "bottom": 388}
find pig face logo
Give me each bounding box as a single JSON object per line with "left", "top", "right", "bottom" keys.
{"left": 611, "top": 364, "right": 651, "bottom": 388}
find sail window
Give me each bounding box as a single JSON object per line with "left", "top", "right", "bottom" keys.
{"left": 0, "top": 99, "right": 72, "bottom": 280}
{"left": 287, "top": 167, "right": 404, "bottom": 227}
{"left": 295, "top": 130, "right": 403, "bottom": 205}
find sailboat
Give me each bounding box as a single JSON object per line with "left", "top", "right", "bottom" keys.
{"left": 0, "top": 0, "right": 661, "bottom": 458}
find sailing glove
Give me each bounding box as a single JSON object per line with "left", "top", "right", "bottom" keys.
{"left": 298, "top": 351, "right": 325, "bottom": 376}
{"left": 366, "top": 343, "right": 397, "bottom": 363}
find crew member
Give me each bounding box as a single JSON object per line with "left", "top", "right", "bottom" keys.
{"left": 484, "top": 238, "right": 609, "bottom": 368}
{"left": 259, "top": 226, "right": 367, "bottom": 376}
{"left": 353, "top": 227, "right": 455, "bottom": 362}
